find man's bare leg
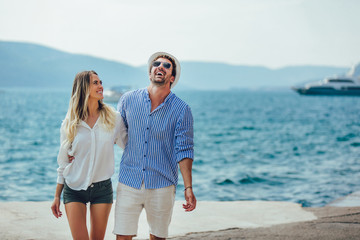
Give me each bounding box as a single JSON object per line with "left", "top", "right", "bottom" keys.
{"left": 116, "top": 235, "right": 133, "bottom": 240}
{"left": 150, "top": 234, "right": 165, "bottom": 240}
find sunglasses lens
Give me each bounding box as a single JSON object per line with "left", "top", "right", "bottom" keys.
{"left": 163, "top": 63, "right": 171, "bottom": 69}
{"left": 152, "top": 61, "right": 161, "bottom": 67}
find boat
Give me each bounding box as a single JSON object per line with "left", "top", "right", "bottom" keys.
{"left": 292, "top": 63, "right": 360, "bottom": 96}
{"left": 103, "top": 86, "right": 131, "bottom": 102}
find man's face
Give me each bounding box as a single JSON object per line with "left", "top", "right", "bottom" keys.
{"left": 149, "top": 57, "right": 175, "bottom": 87}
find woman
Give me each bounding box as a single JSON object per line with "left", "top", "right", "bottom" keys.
{"left": 51, "top": 70, "right": 127, "bottom": 240}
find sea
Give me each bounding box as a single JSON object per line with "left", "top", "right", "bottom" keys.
{"left": 1, "top": 88, "right": 360, "bottom": 207}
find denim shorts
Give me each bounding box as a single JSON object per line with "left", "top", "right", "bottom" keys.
{"left": 63, "top": 179, "right": 113, "bottom": 205}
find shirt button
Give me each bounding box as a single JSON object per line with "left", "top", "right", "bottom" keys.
{"left": 91, "top": 184, "right": 94, "bottom": 187}
{"left": 145, "top": 141, "right": 147, "bottom": 143}
{"left": 144, "top": 155, "right": 146, "bottom": 157}
{"left": 143, "top": 168, "right": 145, "bottom": 171}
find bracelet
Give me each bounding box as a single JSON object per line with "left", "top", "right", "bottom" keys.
{"left": 184, "top": 186, "right": 192, "bottom": 192}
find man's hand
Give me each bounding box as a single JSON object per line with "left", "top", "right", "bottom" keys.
{"left": 183, "top": 187, "right": 196, "bottom": 212}
{"left": 179, "top": 158, "right": 196, "bottom": 212}
{"left": 68, "top": 154, "right": 74, "bottom": 163}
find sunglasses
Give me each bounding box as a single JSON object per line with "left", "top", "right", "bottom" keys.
{"left": 152, "top": 61, "right": 172, "bottom": 69}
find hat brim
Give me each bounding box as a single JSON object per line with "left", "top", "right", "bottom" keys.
{"left": 148, "top": 52, "right": 181, "bottom": 89}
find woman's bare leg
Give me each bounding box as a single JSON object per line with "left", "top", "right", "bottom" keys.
{"left": 89, "top": 203, "right": 112, "bottom": 240}
{"left": 65, "top": 202, "right": 89, "bottom": 240}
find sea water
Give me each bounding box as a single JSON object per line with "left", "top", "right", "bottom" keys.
{"left": 0, "top": 88, "right": 360, "bottom": 207}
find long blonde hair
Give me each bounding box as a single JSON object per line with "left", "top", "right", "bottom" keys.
{"left": 62, "top": 70, "right": 116, "bottom": 143}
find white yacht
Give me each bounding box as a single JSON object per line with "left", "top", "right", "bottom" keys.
{"left": 103, "top": 86, "right": 131, "bottom": 102}
{"left": 292, "top": 63, "right": 360, "bottom": 96}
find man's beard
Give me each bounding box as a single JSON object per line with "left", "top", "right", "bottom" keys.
{"left": 150, "top": 76, "right": 167, "bottom": 86}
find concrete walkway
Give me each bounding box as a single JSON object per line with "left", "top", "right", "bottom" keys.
{"left": 0, "top": 200, "right": 316, "bottom": 240}
{"left": 0, "top": 192, "right": 359, "bottom": 240}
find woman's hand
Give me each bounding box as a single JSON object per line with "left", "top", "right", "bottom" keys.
{"left": 51, "top": 197, "right": 62, "bottom": 218}
{"left": 68, "top": 154, "right": 74, "bottom": 163}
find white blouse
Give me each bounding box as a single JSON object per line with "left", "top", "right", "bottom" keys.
{"left": 56, "top": 112, "right": 127, "bottom": 191}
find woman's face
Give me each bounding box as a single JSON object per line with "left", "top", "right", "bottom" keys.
{"left": 89, "top": 73, "right": 103, "bottom": 101}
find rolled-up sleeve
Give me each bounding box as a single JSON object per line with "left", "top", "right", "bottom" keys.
{"left": 175, "top": 105, "right": 194, "bottom": 163}
{"left": 56, "top": 124, "right": 70, "bottom": 184}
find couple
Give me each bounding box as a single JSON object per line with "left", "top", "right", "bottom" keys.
{"left": 51, "top": 52, "right": 196, "bottom": 240}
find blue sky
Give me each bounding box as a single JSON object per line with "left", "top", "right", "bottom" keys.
{"left": 0, "top": 0, "right": 359, "bottom": 68}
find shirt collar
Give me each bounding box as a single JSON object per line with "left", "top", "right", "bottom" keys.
{"left": 80, "top": 117, "right": 100, "bottom": 130}
{"left": 143, "top": 87, "right": 175, "bottom": 104}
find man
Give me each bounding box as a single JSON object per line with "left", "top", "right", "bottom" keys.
{"left": 113, "top": 52, "right": 196, "bottom": 240}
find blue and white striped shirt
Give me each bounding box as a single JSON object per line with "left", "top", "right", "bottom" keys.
{"left": 117, "top": 88, "right": 194, "bottom": 189}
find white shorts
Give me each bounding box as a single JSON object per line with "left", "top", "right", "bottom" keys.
{"left": 113, "top": 183, "right": 176, "bottom": 238}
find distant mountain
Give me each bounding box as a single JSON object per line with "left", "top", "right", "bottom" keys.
{"left": 0, "top": 41, "right": 350, "bottom": 90}
{"left": 0, "top": 41, "right": 145, "bottom": 89}
{"left": 177, "top": 62, "right": 349, "bottom": 90}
